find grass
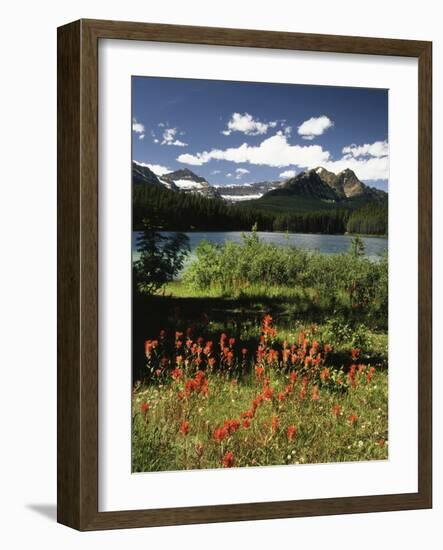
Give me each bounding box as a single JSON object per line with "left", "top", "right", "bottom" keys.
{"left": 132, "top": 317, "right": 388, "bottom": 472}
{"left": 132, "top": 236, "right": 388, "bottom": 472}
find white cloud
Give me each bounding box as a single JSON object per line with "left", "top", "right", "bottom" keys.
{"left": 235, "top": 168, "right": 250, "bottom": 179}
{"left": 177, "top": 133, "right": 330, "bottom": 168}
{"left": 132, "top": 119, "right": 145, "bottom": 134}
{"left": 226, "top": 173, "right": 233, "bottom": 178}
{"left": 222, "top": 112, "right": 274, "bottom": 136}
{"left": 342, "top": 140, "right": 389, "bottom": 158}
{"left": 211, "top": 170, "right": 221, "bottom": 175}
{"left": 161, "top": 127, "right": 187, "bottom": 147}
{"left": 279, "top": 169, "right": 297, "bottom": 179}
{"left": 322, "top": 140, "right": 389, "bottom": 180}
{"left": 323, "top": 156, "right": 389, "bottom": 181}
{"left": 134, "top": 160, "right": 171, "bottom": 176}
{"left": 153, "top": 139, "right": 159, "bottom": 144}
{"left": 297, "top": 115, "right": 334, "bottom": 140}
{"left": 139, "top": 134, "right": 145, "bottom": 140}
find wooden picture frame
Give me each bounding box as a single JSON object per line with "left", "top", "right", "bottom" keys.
{"left": 57, "top": 18, "right": 432, "bottom": 530}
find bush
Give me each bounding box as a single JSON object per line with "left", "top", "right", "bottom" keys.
{"left": 183, "top": 233, "right": 388, "bottom": 320}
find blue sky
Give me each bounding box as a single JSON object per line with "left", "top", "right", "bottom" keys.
{"left": 132, "top": 77, "right": 388, "bottom": 191}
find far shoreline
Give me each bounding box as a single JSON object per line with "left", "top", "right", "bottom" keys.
{"left": 132, "top": 227, "right": 388, "bottom": 239}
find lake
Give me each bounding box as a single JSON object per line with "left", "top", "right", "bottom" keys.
{"left": 132, "top": 230, "right": 387, "bottom": 260}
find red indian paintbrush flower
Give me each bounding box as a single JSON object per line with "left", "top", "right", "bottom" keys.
{"left": 332, "top": 404, "right": 341, "bottom": 417}
{"left": 351, "top": 348, "right": 360, "bottom": 361}
{"left": 213, "top": 427, "right": 228, "bottom": 443}
{"left": 140, "top": 402, "right": 150, "bottom": 414}
{"left": 287, "top": 425, "right": 297, "bottom": 441}
{"left": 171, "top": 368, "right": 183, "bottom": 381}
{"left": 320, "top": 367, "right": 330, "bottom": 382}
{"left": 263, "top": 386, "right": 274, "bottom": 401}
{"left": 222, "top": 451, "right": 234, "bottom": 468}
{"left": 179, "top": 420, "right": 189, "bottom": 436}
{"left": 348, "top": 414, "right": 358, "bottom": 426}
{"left": 223, "top": 419, "right": 240, "bottom": 435}
{"left": 242, "top": 419, "right": 251, "bottom": 429}
{"left": 311, "top": 385, "right": 320, "bottom": 401}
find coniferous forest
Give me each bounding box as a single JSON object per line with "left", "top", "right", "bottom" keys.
{"left": 133, "top": 183, "right": 388, "bottom": 235}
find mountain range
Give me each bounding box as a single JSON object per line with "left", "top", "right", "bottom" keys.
{"left": 132, "top": 161, "right": 387, "bottom": 212}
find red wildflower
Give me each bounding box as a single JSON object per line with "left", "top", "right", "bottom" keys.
{"left": 213, "top": 427, "right": 228, "bottom": 443}
{"left": 311, "top": 385, "right": 320, "bottom": 401}
{"left": 175, "top": 331, "right": 184, "bottom": 340}
{"left": 348, "top": 414, "right": 358, "bottom": 426}
{"left": 242, "top": 419, "right": 251, "bottom": 428}
{"left": 351, "top": 348, "right": 360, "bottom": 361}
{"left": 332, "top": 404, "right": 341, "bottom": 417}
{"left": 285, "top": 384, "right": 293, "bottom": 395}
{"left": 255, "top": 365, "right": 264, "bottom": 380}
{"left": 367, "top": 366, "right": 376, "bottom": 382}
{"left": 226, "top": 351, "right": 234, "bottom": 365}
{"left": 144, "top": 339, "right": 152, "bottom": 358}
{"left": 222, "top": 451, "right": 234, "bottom": 468}
{"left": 180, "top": 420, "right": 189, "bottom": 436}
{"left": 290, "top": 371, "right": 298, "bottom": 384}
{"left": 241, "top": 410, "right": 254, "bottom": 419}
{"left": 377, "top": 439, "right": 386, "bottom": 447}
{"left": 155, "top": 369, "right": 162, "bottom": 377}
{"left": 324, "top": 344, "right": 332, "bottom": 354}
{"left": 208, "top": 357, "right": 217, "bottom": 367}
{"left": 241, "top": 348, "right": 248, "bottom": 356}
{"left": 287, "top": 425, "right": 297, "bottom": 441}
{"left": 171, "top": 368, "right": 183, "bottom": 380}
{"left": 320, "top": 367, "right": 330, "bottom": 382}
{"left": 223, "top": 419, "right": 240, "bottom": 435}
{"left": 176, "top": 340, "right": 183, "bottom": 348}
{"left": 278, "top": 391, "right": 285, "bottom": 402}
{"left": 229, "top": 337, "right": 236, "bottom": 347}
{"left": 263, "top": 386, "right": 274, "bottom": 401}
{"left": 299, "top": 388, "right": 306, "bottom": 400}
{"left": 203, "top": 341, "right": 213, "bottom": 355}
{"left": 348, "top": 364, "right": 357, "bottom": 388}
{"left": 140, "top": 402, "right": 150, "bottom": 414}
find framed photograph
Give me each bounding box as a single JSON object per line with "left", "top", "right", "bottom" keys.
{"left": 57, "top": 19, "right": 432, "bottom": 530}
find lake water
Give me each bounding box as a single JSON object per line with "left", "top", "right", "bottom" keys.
{"left": 132, "top": 230, "right": 387, "bottom": 260}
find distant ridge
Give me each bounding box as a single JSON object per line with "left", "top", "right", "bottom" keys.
{"left": 266, "top": 167, "right": 386, "bottom": 203}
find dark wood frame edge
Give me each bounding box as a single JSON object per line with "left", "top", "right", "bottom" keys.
{"left": 57, "top": 19, "right": 432, "bottom": 531}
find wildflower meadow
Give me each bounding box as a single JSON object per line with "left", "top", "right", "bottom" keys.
{"left": 133, "top": 312, "right": 388, "bottom": 471}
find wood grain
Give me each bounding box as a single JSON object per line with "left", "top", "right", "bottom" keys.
{"left": 57, "top": 19, "right": 432, "bottom": 531}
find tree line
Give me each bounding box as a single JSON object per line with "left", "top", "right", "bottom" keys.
{"left": 133, "top": 184, "right": 387, "bottom": 235}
